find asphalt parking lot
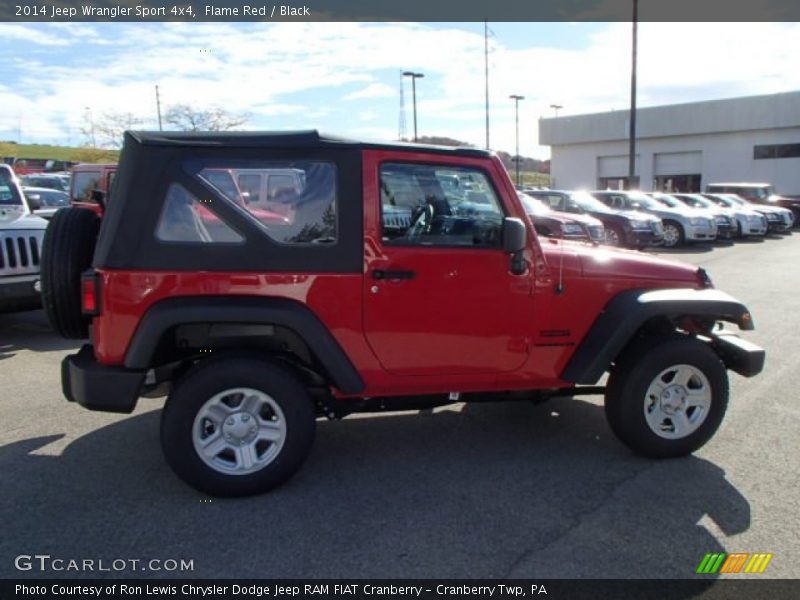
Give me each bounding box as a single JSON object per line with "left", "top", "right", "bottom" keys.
{"left": 1, "top": 232, "right": 798, "bottom": 581}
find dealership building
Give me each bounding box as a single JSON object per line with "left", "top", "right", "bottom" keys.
{"left": 539, "top": 90, "right": 800, "bottom": 195}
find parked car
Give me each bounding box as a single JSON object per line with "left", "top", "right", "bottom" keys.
{"left": 19, "top": 173, "right": 69, "bottom": 192}
{"left": 704, "top": 193, "right": 793, "bottom": 233}
{"left": 42, "top": 130, "right": 763, "bottom": 497}
{"left": 705, "top": 182, "right": 800, "bottom": 226}
{"left": 69, "top": 163, "right": 117, "bottom": 216}
{"left": 21, "top": 186, "right": 70, "bottom": 220}
{"left": 519, "top": 193, "right": 603, "bottom": 243}
{"left": 671, "top": 194, "right": 737, "bottom": 239}
{"left": 701, "top": 194, "right": 768, "bottom": 237}
{"left": 592, "top": 190, "right": 716, "bottom": 248}
{"left": 0, "top": 165, "right": 48, "bottom": 313}
{"left": 526, "top": 189, "right": 664, "bottom": 248}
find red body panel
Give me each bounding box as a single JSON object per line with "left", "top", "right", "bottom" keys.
{"left": 92, "top": 149, "right": 703, "bottom": 398}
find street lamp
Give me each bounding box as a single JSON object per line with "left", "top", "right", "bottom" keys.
{"left": 509, "top": 94, "right": 525, "bottom": 186}
{"left": 550, "top": 103, "right": 563, "bottom": 118}
{"left": 402, "top": 71, "right": 424, "bottom": 142}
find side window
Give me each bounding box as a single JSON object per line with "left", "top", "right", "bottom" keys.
{"left": 71, "top": 171, "right": 100, "bottom": 203}
{"left": 155, "top": 183, "right": 243, "bottom": 244}
{"left": 199, "top": 162, "right": 337, "bottom": 245}
{"left": 380, "top": 163, "right": 504, "bottom": 248}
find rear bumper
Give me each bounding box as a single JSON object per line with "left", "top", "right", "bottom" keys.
{"left": 62, "top": 345, "right": 144, "bottom": 414}
{"left": 709, "top": 332, "right": 765, "bottom": 378}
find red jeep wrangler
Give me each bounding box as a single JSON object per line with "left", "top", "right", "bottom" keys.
{"left": 42, "top": 131, "right": 765, "bottom": 497}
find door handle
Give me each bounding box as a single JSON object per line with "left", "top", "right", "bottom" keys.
{"left": 372, "top": 269, "right": 415, "bottom": 280}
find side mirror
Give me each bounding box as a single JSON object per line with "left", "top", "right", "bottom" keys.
{"left": 502, "top": 217, "right": 527, "bottom": 253}
{"left": 90, "top": 189, "right": 106, "bottom": 210}
{"left": 26, "top": 194, "right": 42, "bottom": 210}
{"left": 502, "top": 217, "right": 528, "bottom": 276}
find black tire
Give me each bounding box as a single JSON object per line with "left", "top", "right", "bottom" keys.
{"left": 662, "top": 220, "right": 684, "bottom": 248}
{"left": 161, "top": 356, "right": 317, "bottom": 497}
{"left": 605, "top": 335, "right": 728, "bottom": 458}
{"left": 604, "top": 225, "right": 624, "bottom": 247}
{"left": 40, "top": 208, "right": 100, "bottom": 339}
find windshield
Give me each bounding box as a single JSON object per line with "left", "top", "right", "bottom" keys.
{"left": 626, "top": 191, "right": 660, "bottom": 209}
{"left": 0, "top": 168, "right": 24, "bottom": 206}
{"left": 652, "top": 194, "right": 679, "bottom": 208}
{"left": 571, "top": 191, "right": 607, "bottom": 211}
{"left": 519, "top": 194, "right": 550, "bottom": 216}
{"left": 681, "top": 195, "right": 713, "bottom": 209}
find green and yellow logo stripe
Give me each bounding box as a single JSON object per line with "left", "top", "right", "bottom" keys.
{"left": 696, "top": 552, "right": 773, "bottom": 574}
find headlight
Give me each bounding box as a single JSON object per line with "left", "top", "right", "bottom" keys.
{"left": 630, "top": 220, "right": 649, "bottom": 229}
{"left": 561, "top": 223, "right": 584, "bottom": 234}
{"left": 688, "top": 217, "right": 704, "bottom": 226}
{"left": 748, "top": 215, "right": 762, "bottom": 223}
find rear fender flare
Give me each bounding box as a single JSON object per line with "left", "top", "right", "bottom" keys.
{"left": 124, "top": 296, "right": 364, "bottom": 394}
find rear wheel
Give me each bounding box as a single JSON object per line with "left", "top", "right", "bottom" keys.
{"left": 40, "top": 208, "right": 100, "bottom": 339}
{"left": 605, "top": 336, "right": 728, "bottom": 458}
{"left": 161, "top": 356, "right": 317, "bottom": 497}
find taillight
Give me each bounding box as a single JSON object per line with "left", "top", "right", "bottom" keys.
{"left": 81, "top": 271, "right": 101, "bottom": 316}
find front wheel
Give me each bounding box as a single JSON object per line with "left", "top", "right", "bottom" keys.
{"left": 604, "top": 225, "right": 624, "bottom": 247}
{"left": 662, "top": 220, "right": 684, "bottom": 248}
{"left": 605, "top": 336, "right": 728, "bottom": 458}
{"left": 161, "top": 356, "right": 316, "bottom": 497}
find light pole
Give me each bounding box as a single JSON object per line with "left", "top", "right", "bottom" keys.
{"left": 550, "top": 103, "right": 563, "bottom": 118}
{"left": 402, "top": 71, "right": 424, "bottom": 142}
{"left": 84, "top": 106, "right": 96, "bottom": 147}
{"left": 628, "top": 0, "right": 638, "bottom": 189}
{"left": 509, "top": 94, "right": 525, "bottom": 186}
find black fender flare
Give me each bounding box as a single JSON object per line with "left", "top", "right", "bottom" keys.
{"left": 124, "top": 296, "right": 365, "bottom": 394}
{"left": 561, "top": 288, "right": 755, "bottom": 384}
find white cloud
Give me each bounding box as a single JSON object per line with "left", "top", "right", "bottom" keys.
{"left": 2, "top": 21, "right": 800, "bottom": 159}
{"left": 343, "top": 83, "right": 396, "bottom": 101}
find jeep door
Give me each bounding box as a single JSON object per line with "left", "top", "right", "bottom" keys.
{"left": 362, "top": 151, "right": 533, "bottom": 376}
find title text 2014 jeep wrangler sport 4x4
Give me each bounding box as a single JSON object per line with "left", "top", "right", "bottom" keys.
{"left": 42, "top": 131, "right": 765, "bottom": 497}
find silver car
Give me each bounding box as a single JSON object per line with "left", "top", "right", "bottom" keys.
{"left": 703, "top": 194, "right": 768, "bottom": 237}
{"left": 707, "top": 193, "right": 793, "bottom": 233}
{"left": 593, "top": 190, "right": 716, "bottom": 248}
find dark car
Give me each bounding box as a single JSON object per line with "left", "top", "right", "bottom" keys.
{"left": 526, "top": 189, "right": 664, "bottom": 249}
{"left": 518, "top": 192, "right": 601, "bottom": 243}
{"left": 705, "top": 183, "right": 800, "bottom": 227}
{"left": 22, "top": 186, "right": 70, "bottom": 219}
{"left": 19, "top": 173, "right": 69, "bottom": 192}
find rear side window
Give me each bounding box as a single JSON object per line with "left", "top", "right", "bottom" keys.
{"left": 71, "top": 171, "right": 100, "bottom": 203}
{"left": 156, "top": 183, "right": 243, "bottom": 244}
{"left": 197, "top": 162, "right": 337, "bottom": 245}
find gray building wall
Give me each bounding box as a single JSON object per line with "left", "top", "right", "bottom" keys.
{"left": 540, "top": 91, "right": 800, "bottom": 194}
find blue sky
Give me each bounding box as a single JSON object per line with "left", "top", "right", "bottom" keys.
{"left": 1, "top": 21, "right": 799, "bottom": 158}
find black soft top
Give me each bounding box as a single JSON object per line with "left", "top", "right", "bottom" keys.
{"left": 129, "top": 130, "right": 492, "bottom": 158}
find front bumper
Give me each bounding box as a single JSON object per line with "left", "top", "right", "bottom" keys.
{"left": 62, "top": 345, "right": 144, "bottom": 414}
{"left": 0, "top": 275, "right": 42, "bottom": 311}
{"left": 626, "top": 228, "right": 664, "bottom": 248}
{"left": 710, "top": 332, "right": 765, "bottom": 378}
{"left": 684, "top": 223, "right": 717, "bottom": 242}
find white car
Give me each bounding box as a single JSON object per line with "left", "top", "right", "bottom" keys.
{"left": 703, "top": 193, "right": 767, "bottom": 237}
{"left": 0, "top": 165, "right": 48, "bottom": 313}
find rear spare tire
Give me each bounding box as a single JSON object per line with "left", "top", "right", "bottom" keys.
{"left": 40, "top": 207, "right": 100, "bottom": 339}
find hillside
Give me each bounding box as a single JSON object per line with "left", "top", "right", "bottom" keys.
{"left": 0, "top": 141, "right": 118, "bottom": 164}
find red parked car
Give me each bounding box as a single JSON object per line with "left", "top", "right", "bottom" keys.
{"left": 41, "top": 131, "right": 764, "bottom": 497}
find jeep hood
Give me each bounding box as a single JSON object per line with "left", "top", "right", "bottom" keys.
{"left": 544, "top": 240, "right": 699, "bottom": 284}
{"left": 0, "top": 205, "right": 47, "bottom": 229}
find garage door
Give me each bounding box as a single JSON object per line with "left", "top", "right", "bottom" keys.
{"left": 598, "top": 155, "right": 633, "bottom": 177}
{"left": 654, "top": 151, "right": 702, "bottom": 175}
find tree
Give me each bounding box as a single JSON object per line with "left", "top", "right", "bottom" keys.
{"left": 80, "top": 111, "right": 142, "bottom": 149}
{"left": 164, "top": 104, "right": 249, "bottom": 132}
